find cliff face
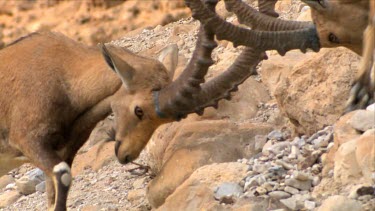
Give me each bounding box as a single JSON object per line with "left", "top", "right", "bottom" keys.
{"left": 0, "top": 0, "right": 190, "bottom": 46}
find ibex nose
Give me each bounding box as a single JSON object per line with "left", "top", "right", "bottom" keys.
{"left": 114, "top": 140, "right": 133, "bottom": 164}
{"left": 117, "top": 155, "right": 132, "bottom": 165}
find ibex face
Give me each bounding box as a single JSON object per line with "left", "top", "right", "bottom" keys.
{"left": 99, "top": 44, "right": 176, "bottom": 164}
{"left": 303, "top": 0, "right": 369, "bottom": 54}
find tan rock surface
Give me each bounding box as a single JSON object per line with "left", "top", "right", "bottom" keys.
{"left": 0, "top": 191, "right": 21, "bottom": 208}
{"left": 147, "top": 121, "right": 273, "bottom": 208}
{"left": 72, "top": 142, "right": 116, "bottom": 176}
{"left": 318, "top": 195, "right": 363, "bottom": 211}
{"left": 156, "top": 162, "right": 248, "bottom": 211}
{"left": 0, "top": 0, "right": 190, "bottom": 46}
{"left": 273, "top": 47, "right": 360, "bottom": 135}
{"left": 355, "top": 129, "right": 375, "bottom": 183}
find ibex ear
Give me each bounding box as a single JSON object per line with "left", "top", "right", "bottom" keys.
{"left": 158, "top": 44, "right": 178, "bottom": 80}
{"left": 99, "top": 43, "right": 135, "bottom": 90}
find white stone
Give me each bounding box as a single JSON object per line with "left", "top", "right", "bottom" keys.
{"left": 366, "top": 103, "right": 375, "bottom": 112}
{"left": 284, "top": 186, "right": 299, "bottom": 195}
{"left": 304, "top": 200, "right": 316, "bottom": 210}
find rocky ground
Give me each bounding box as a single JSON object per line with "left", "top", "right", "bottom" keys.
{"left": 0, "top": 0, "right": 190, "bottom": 47}
{"left": 0, "top": 0, "right": 374, "bottom": 211}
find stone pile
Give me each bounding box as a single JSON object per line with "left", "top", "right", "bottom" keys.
{"left": 210, "top": 116, "right": 375, "bottom": 211}
{"left": 0, "top": 168, "right": 45, "bottom": 208}
{"left": 233, "top": 127, "right": 333, "bottom": 210}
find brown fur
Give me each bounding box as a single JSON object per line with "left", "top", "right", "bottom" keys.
{"left": 0, "top": 31, "right": 175, "bottom": 210}
{"left": 304, "top": 0, "right": 369, "bottom": 54}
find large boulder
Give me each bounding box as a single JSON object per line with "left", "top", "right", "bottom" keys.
{"left": 272, "top": 47, "right": 360, "bottom": 135}
{"left": 317, "top": 195, "right": 362, "bottom": 211}
{"left": 261, "top": 50, "right": 313, "bottom": 96}
{"left": 155, "top": 162, "right": 270, "bottom": 211}
{"left": 355, "top": 129, "right": 375, "bottom": 182}
{"left": 322, "top": 110, "right": 374, "bottom": 183}
{"left": 72, "top": 142, "right": 116, "bottom": 176}
{"left": 146, "top": 121, "right": 273, "bottom": 208}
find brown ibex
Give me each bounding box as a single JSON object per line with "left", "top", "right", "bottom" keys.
{"left": 0, "top": 0, "right": 272, "bottom": 210}
{"left": 185, "top": 0, "right": 374, "bottom": 110}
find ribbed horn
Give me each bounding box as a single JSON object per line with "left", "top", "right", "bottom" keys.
{"left": 191, "top": 47, "right": 265, "bottom": 114}
{"left": 258, "top": 0, "right": 279, "bottom": 17}
{"left": 185, "top": 0, "right": 320, "bottom": 55}
{"left": 224, "top": 0, "right": 311, "bottom": 31}
{"left": 155, "top": 0, "right": 218, "bottom": 120}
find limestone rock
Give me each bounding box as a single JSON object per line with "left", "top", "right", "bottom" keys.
{"left": 280, "top": 197, "right": 301, "bottom": 210}
{"left": 127, "top": 189, "right": 145, "bottom": 202}
{"left": 0, "top": 175, "right": 14, "bottom": 190}
{"left": 317, "top": 195, "right": 362, "bottom": 211}
{"left": 0, "top": 190, "right": 21, "bottom": 208}
{"left": 296, "top": 7, "right": 312, "bottom": 21}
{"left": 214, "top": 182, "right": 243, "bottom": 203}
{"left": 367, "top": 103, "right": 375, "bottom": 111}
{"left": 16, "top": 176, "right": 38, "bottom": 195}
{"left": 268, "top": 191, "right": 291, "bottom": 200}
{"left": 323, "top": 112, "right": 361, "bottom": 175}
{"left": 333, "top": 139, "right": 362, "bottom": 184}
{"left": 25, "top": 168, "right": 44, "bottom": 185}
{"left": 285, "top": 178, "right": 312, "bottom": 191}
{"left": 72, "top": 142, "right": 116, "bottom": 176}
{"left": 261, "top": 50, "right": 311, "bottom": 97}
{"left": 349, "top": 110, "right": 375, "bottom": 132}
{"left": 284, "top": 186, "right": 299, "bottom": 195}
{"left": 304, "top": 200, "right": 316, "bottom": 210}
{"left": 355, "top": 129, "right": 375, "bottom": 183}
{"left": 156, "top": 163, "right": 248, "bottom": 210}
{"left": 35, "top": 181, "right": 46, "bottom": 193}
{"left": 147, "top": 121, "right": 272, "bottom": 208}
{"left": 267, "top": 130, "right": 284, "bottom": 141}
{"left": 272, "top": 48, "right": 360, "bottom": 135}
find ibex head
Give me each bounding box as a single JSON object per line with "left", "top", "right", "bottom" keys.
{"left": 98, "top": 0, "right": 267, "bottom": 165}
{"left": 302, "top": 0, "right": 369, "bottom": 54}
{"left": 100, "top": 44, "right": 178, "bottom": 164}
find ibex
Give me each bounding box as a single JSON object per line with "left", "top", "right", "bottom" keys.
{"left": 0, "top": 0, "right": 273, "bottom": 210}
{"left": 185, "top": 0, "right": 374, "bottom": 110}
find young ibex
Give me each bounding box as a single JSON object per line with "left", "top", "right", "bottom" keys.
{"left": 185, "top": 0, "right": 374, "bottom": 110}
{"left": 0, "top": 0, "right": 270, "bottom": 210}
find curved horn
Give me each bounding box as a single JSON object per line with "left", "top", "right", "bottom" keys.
{"left": 185, "top": 0, "right": 320, "bottom": 55}
{"left": 258, "top": 0, "right": 279, "bottom": 17}
{"left": 225, "top": 0, "right": 311, "bottom": 31}
{"left": 155, "top": 0, "right": 218, "bottom": 119}
{"left": 190, "top": 47, "right": 265, "bottom": 114}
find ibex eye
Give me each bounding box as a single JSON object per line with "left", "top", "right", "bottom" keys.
{"left": 134, "top": 106, "right": 144, "bottom": 120}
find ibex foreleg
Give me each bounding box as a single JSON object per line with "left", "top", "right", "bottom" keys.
{"left": 13, "top": 137, "right": 71, "bottom": 211}
{"left": 50, "top": 162, "right": 72, "bottom": 211}
{"left": 346, "top": 5, "right": 375, "bottom": 111}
